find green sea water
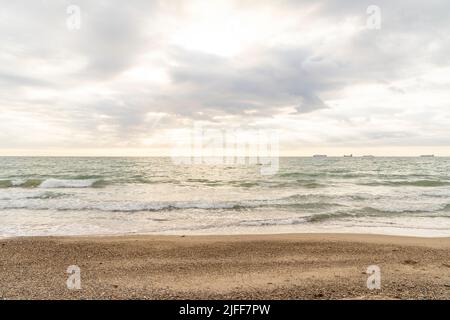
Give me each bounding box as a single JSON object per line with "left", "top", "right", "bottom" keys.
{"left": 0, "top": 157, "right": 449, "bottom": 237}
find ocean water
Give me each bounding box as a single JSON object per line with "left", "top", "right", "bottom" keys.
{"left": 0, "top": 157, "right": 449, "bottom": 238}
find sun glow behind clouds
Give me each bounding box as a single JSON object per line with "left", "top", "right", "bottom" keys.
{"left": 167, "top": 0, "right": 298, "bottom": 57}
{"left": 169, "top": 1, "right": 250, "bottom": 57}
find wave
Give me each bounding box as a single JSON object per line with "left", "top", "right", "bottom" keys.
{"left": 0, "top": 179, "right": 43, "bottom": 188}
{"left": 278, "top": 171, "right": 370, "bottom": 179}
{"left": 278, "top": 172, "right": 328, "bottom": 178}
{"left": 359, "top": 180, "right": 450, "bottom": 187}
{"left": 1, "top": 186, "right": 449, "bottom": 218}
{"left": 39, "top": 178, "right": 103, "bottom": 188}
{"left": 242, "top": 205, "right": 450, "bottom": 227}
{"left": 239, "top": 218, "right": 307, "bottom": 226}
{"left": 238, "top": 212, "right": 353, "bottom": 226}
{"left": 0, "top": 191, "right": 66, "bottom": 201}
{"left": 300, "top": 182, "right": 326, "bottom": 188}
{"left": 0, "top": 196, "right": 347, "bottom": 212}
{"left": 0, "top": 201, "right": 255, "bottom": 212}
{"left": 305, "top": 212, "right": 353, "bottom": 223}
{"left": 238, "top": 212, "right": 357, "bottom": 227}
{"left": 0, "top": 180, "right": 12, "bottom": 188}
{"left": 279, "top": 193, "right": 336, "bottom": 202}
{"left": 6, "top": 176, "right": 447, "bottom": 189}
{"left": 238, "top": 207, "right": 450, "bottom": 228}
{"left": 25, "top": 191, "right": 67, "bottom": 200}
{"left": 0, "top": 178, "right": 105, "bottom": 189}
{"left": 279, "top": 202, "right": 346, "bottom": 210}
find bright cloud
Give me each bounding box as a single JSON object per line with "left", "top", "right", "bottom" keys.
{"left": 1, "top": 0, "right": 450, "bottom": 156}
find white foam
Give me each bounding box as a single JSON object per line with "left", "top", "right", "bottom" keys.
{"left": 38, "top": 179, "right": 97, "bottom": 188}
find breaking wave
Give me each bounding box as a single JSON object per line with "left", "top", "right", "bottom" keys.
{"left": 0, "top": 178, "right": 105, "bottom": 189}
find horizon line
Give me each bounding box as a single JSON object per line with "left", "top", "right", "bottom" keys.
{"left": 0, "top": 155, "right": 447, "bottom": 158}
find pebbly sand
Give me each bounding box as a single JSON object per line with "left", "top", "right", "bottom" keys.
{"left": 0, "top": 233, "right": 449, "bottom": 300}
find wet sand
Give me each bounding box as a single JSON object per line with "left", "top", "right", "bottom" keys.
{"left": 0, "top": 233, "right": 449, "bottom": 300}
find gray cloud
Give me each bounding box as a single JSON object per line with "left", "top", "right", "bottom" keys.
{"left": 158, "top": 47, "right": 331, "bottom": 116}
{"left": 0, "top": 0, "right": 449, "bottom": 150}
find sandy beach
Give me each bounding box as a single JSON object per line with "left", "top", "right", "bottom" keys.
{"left": 0, "top": 233, "right": 449, "bottom": 300}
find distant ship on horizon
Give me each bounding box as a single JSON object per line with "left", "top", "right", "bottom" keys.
{"left": 313, "top": 154, "right": 328, "bottom": 158}
{"left": 420, "top": 155, "right": 435, "bottom": 158}
{"left": 343, "top": 154, "right": 353, "bottom": 158}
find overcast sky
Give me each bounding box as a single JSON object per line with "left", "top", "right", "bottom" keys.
{"left": 1, "top": 0, "right": 450, "bottom": 156}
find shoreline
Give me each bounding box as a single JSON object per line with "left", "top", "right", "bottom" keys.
{"left": 3, "top": 228, "right": 449, "bottom": 240}
{"left": 3, "top": 232, "right": 450, "bottom": 244}
{"left": 1, "top": 233, "right": 449, "bottom": 300}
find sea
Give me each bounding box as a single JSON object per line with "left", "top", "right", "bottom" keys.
{"left": 0, "top": 157, "right": 449, "bottom": 238}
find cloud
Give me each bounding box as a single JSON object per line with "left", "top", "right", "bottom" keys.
{"left": 0, "top": 0, "right": 449, "bottom": 153}
{"left": 0, "top": 72, "right": 52, "bottom": 88}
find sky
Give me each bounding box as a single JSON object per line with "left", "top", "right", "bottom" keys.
{"left": 1, "top": 0, "right": 450, "bottom": 156}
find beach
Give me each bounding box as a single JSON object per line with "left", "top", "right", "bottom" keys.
{"left": 1, "top": 233, "right": 449, "bottom": 300}
{"left": 3, "top": 0, "right": 450, "bottom": 305}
